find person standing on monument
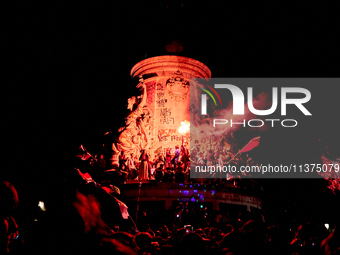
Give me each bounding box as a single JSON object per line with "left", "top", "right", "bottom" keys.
{"left": 138, "top": 149, "right": 149, "bottom": 181}
{"left": 173, "top": 145, "right": 180, "bottom": 171}
{"left": 165, "top": 148, "right": 172, "bottom": 168}
{"left": 180, "top": 141, "right": 190, "bottom": 171}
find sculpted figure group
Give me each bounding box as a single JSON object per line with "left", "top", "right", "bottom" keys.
{"left": 112, "top": 76, "right": 155, "bottom": 164}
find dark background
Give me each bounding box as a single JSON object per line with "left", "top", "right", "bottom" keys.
{"left": 2, "top": 1, "right": 340, "bottom": 224}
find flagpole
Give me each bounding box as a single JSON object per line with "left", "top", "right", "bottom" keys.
{"left": 225, "top": 137, "right": 260, "bottom": 165}
{"left": 129, "top": 215, "right": 138, "bottom": 232}
{"left": 135, "top": 182, "right": 142, "bottom": 224}
{"left": 225, "top": 150, "right": 242, "bottom": 165}
{"left": 80, "top": 144, "right": 96, "bottom": 161}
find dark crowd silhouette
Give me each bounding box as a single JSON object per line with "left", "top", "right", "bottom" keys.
{"left": 1, "top": 178, "right": 339, "bottom": 255}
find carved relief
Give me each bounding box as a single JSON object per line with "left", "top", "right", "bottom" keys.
{"left": 112, "top": 76, "right": 155, "bottom": 160}
{"left": 166, "top": 70, "right": 190, "bottom": 101}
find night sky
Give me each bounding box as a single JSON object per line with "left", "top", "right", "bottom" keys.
{"left": 2, "top": 2, "right": 340, "bottom": 222}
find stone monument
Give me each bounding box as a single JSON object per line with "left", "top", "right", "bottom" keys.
{"left": 113, "top": 55, "right": 211, "bottom": 163}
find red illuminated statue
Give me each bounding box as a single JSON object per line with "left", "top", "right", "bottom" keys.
{"left": 113, "top": 76, "right": 154, "bottom": 162}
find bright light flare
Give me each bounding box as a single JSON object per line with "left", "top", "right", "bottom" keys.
{"left": 38, "top": 201, "right": 46, "bottom": 211}
{"left": 325, "top": 223, "right": 329, "bottom": 230}
{"left": 179, "top": 121, "right": 190, "bottom": 135}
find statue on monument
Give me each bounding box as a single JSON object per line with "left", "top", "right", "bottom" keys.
{"left": 112, "top": 76, "right": 154, "bottom": 164}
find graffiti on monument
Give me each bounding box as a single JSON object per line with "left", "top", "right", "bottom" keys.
{"left": 157, "top": 134, "right": 186, "bottom": 143}
{"left": 158, "top": 128, "right": 177, "bottom": 136}
{"left": 156, "top": 99, "right": 167, "bottom": 107}
{"left": 160, "top": 108, "right": 171, "bottom": 118}
{"left": 156, "top": 83, "right": 165, "bottom": 91}
{"left": 156, "top": 92, "right": 167, "bottom": 107}
{"left": 157, "top": 92, "right": 164, "bottom": 98}
{"left": 160, "top": 117, "right": 174, "bottom": 125}
{"left": 159, "top": 107, "right": 174, "bottom": 125}
{"left": 157, "top": 128, "right": 177, "bottom": 142}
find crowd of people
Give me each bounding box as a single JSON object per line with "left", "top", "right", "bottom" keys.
{"left": 117, "top": 141, "right": 190, "bottom": 182}
{"left": 51, "top": 135, "right": 340, "bottom": 255}
{"left": 77, "top": 141, "right": 191, "bottom": 184}
{"left": 78, "top": 131, "right": 260, "bottom": 187}
{"left": 1, "top": 179, "right": 339, "bottom": 255}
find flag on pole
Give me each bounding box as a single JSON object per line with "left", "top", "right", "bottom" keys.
{"left": 78, "top": 144, "right": 92, "bottom": 161}
{"left": 239, "top": 137, "right": 261, "bottom": 153}
{"left": 74, "top": 168, "right": 96, "bottom": 183}
{"left": 225, "top": 137, "right": 261, "bottom": 166}
{"left": 101, "top": 186, "right": 129, "bottom": 219}
{"left": 117, "top": 199, "right": 129, "bottom": 219}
